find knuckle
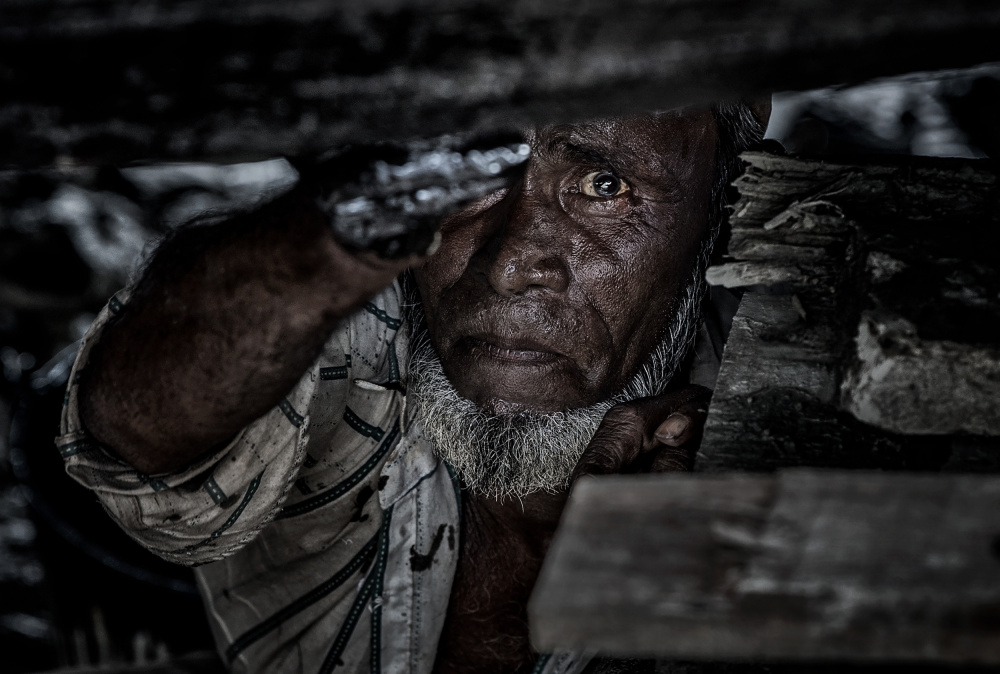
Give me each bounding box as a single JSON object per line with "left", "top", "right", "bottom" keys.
{"left": 577, "top": 453, "right": 617, "bottom": 476}
{"left": 653, "top": 448, "right": 694, "bottom": 472}
{"left": 601, "top": 404, "right": 645, "bottom": 429}
{"left": 583, "top": 439, "right": 623, "bottom": 464}
{"left": 578, "top": 433, "right": 639, "bottom": 477}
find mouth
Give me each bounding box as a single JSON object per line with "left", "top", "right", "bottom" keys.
{"left": 431, "top": 320, "right": 600, "bottom": 412}
{"left": 461, "top": 334, "right": 564, "bottom": 365}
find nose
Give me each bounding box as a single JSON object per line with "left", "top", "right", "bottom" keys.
{"left": 478, "top": 188, "right": 571, "bottom": 297}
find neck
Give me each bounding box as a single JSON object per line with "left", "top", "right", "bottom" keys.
{"left": 433, "top": 486, "right": 569, "bottom": 674}
{"left": 469, "top": 488, "right": 569, "bottom": 531}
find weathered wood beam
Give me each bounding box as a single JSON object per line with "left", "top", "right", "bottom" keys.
{"left": 698, "top": 152, "right": 1000, "bottom": 472}
{"left": 530, "top": 470, "right": 1000, "bottom": 663}
{"left": 3, "top": 1, "right": 1000, "bottom": 166}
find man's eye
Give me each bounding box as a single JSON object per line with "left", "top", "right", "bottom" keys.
{"left": 581, "top": 171, "right": 630, "bottom": 198}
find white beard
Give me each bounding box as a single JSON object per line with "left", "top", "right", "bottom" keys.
{"left": 405, "top": 258, "right": 707, "bottom": 500}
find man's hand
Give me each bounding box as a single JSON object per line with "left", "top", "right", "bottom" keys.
{"left": 571, "top": 385, "right": 711, "bottom": 480}
{"left": 304, "top": 134, "right": 529, "bottom": 259}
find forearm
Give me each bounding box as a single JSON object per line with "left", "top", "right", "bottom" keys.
{"left": 77, "top": 134, "right": 528, "bottom": 474}
{"left": 79, "top": 187, "right": 412, "bottom": 474}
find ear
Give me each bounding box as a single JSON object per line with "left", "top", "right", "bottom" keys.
{"left": 749, "top": 96, "right": 772, "bottom": 130}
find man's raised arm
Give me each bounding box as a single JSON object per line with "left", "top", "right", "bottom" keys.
{"left": 78, "top": 187, "right": 417, "bottom": 475}
{"left": 78, "top": 138, "right": 528, "bottom": 475}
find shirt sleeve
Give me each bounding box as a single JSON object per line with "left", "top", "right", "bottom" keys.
{"left": 56, "top": 282, "right": 402, "bottom": 566}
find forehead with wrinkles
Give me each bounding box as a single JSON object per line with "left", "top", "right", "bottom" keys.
{"left": 527, "top": 111, "right": 717, "bottom": 194}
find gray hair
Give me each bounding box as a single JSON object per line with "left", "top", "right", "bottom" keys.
{"left": 404, "top": 103, "right": 766, "bottom": 498}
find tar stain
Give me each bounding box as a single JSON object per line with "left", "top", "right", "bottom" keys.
{"left": 447, "top": 524, "right": 455, "bottom": 551}
{"left": 378, "top": 475, "right": 389, "bottom": 491}
{"left": 350, "top": 485, "right": 375, "bottom": 523}
{"left": 409, "top": 523, "right": 448, "bottom": 571}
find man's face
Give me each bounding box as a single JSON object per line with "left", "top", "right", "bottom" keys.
{"left": 413, "top": 111, "right": 718, "bottom": 415}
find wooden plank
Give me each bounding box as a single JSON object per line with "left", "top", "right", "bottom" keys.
{"left": 3, "top": 1, "right": 1000, "bottom": 166}
{"left": 530, "top": 470, "right": 1000, "bottom": 663}
{"left": 698, "top": 152, "right": 1000, "bottom": 472}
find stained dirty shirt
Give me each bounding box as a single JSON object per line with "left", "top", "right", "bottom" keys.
{"left": 56, "top": 282, "right": 589, "bottom": 674}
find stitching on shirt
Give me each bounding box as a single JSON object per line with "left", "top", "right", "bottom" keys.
{"left": 343, "top": 406, "right": 385, "bottom": 441}
{"left": 277, "top": 423, "right": 400, "bottom": 520}
{"left": 351, "top": 347, "right": 379, "bottom": 376}
{"left": 320, "top": 355, "right": 351, "bottom": 381}
{"left": 203, "top": 476, "right": 227, "bottom": 505}
{"left": 369, "top": 507, "right": 391, "bottom": 673}
{"left": 410, "top": 478, "right": 424, "bottom": 672}
{"left": 225, "top": 533, "right": 379, "bottom": 664}
{"left": 320, "top": 365, "right": 349, "bottom": 380}
{"left": 136, "top": 473, "right": 169, "bottom": 492}
{"left": 363, "top": 302, "right": 402, "bottom": 331}
{"left": 532, "top": 653, "right": 552, "bottom": 674}
{"left": 151, "top": 471, "right": 263, "bottom": 556}
{"left": 319, "top": 506, "right": 393, "bottom": 674}
{"left": 388, "top": 345, "right": 400, "bottom": 384}
{"left": 279, "top": 398, "right": 305, "bottom": 428}
{"left": 57, "top": 438, "right": 93, "bottom": 459}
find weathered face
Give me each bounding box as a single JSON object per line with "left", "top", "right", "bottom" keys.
{"left": 413, "top": 111, "right": 718, "bottom": 415}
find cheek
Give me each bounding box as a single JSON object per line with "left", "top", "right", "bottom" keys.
{"left": 413, "top": 218, "right": 482, "bottom": 323}
{"left": 589, "top": 218, "right": 706, "bottom": 354}
{"left": 604, "top": 238, "right": 679, "bottom": 324}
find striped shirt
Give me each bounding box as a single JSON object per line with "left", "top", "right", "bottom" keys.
{"left": 57, "top": 282, "right": 590, "bottom": 674}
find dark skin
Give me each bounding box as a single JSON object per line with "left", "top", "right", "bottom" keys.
{"left": 417, "top": 113, "right": 718, "bottom": 674}
{"left": 79, "top": 190, "right": 424, "bottom": 474}
{"left": 415, "top": 114, "right": 717, "bottom": 415}
{"left": 436, "top": 393, "right": 708, "bottom": 674}
{"left": 79, "top": 110, "right": 718, "bottom": 672}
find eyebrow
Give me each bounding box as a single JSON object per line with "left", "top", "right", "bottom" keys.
{"left": 559, "top": 142, "right": 621, "bottom": 173}
{"left": 539, "top": 128, "right": 687, "bottom": 198}
{"left": 538, "top": 128, "right": 624, "bottom": 173}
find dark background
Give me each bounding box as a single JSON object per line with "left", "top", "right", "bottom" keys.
{"left": 2, "top": 2, "right": 1000, "bottom": 670}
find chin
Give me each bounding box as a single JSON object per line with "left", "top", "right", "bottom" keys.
{"left": 453, "top": 378, "right": 598, "bottom": 416}
{"left": 471, "top": 395, "right": 540, "bottom": 418}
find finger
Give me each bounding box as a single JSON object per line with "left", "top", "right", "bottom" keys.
{"left": 571, "top": 433, "right": 643, "bottom": 479}
{"left": 626, "top": 396, "right": 709, "bottom": 473}
{"left": 572, "top": 385, "right": 712, "bottom": 481}
{"left": 654, "top": 412, "right": 693, "bottom": 447}
{"left": 648, "top": 443, "right": 697, "bottom": 473}
{"left": 571, "top": 407, "right": 646, "bottom": 480}
{"left": 653, "top": 400, "right": 709, "bottom": 448}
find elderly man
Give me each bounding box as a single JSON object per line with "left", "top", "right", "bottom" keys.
{"left": 56, "top": 104, "right": 766, "bottom": 674}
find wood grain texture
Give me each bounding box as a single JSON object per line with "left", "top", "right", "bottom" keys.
{"left": 3, "top": 1, "right": 1000, "bottom": 166}
{"left": 530, "top": 470, "right": 1000, "bottom": 663}
{"left": 698, "top": 152, "right": 1000, "bottom": 472}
